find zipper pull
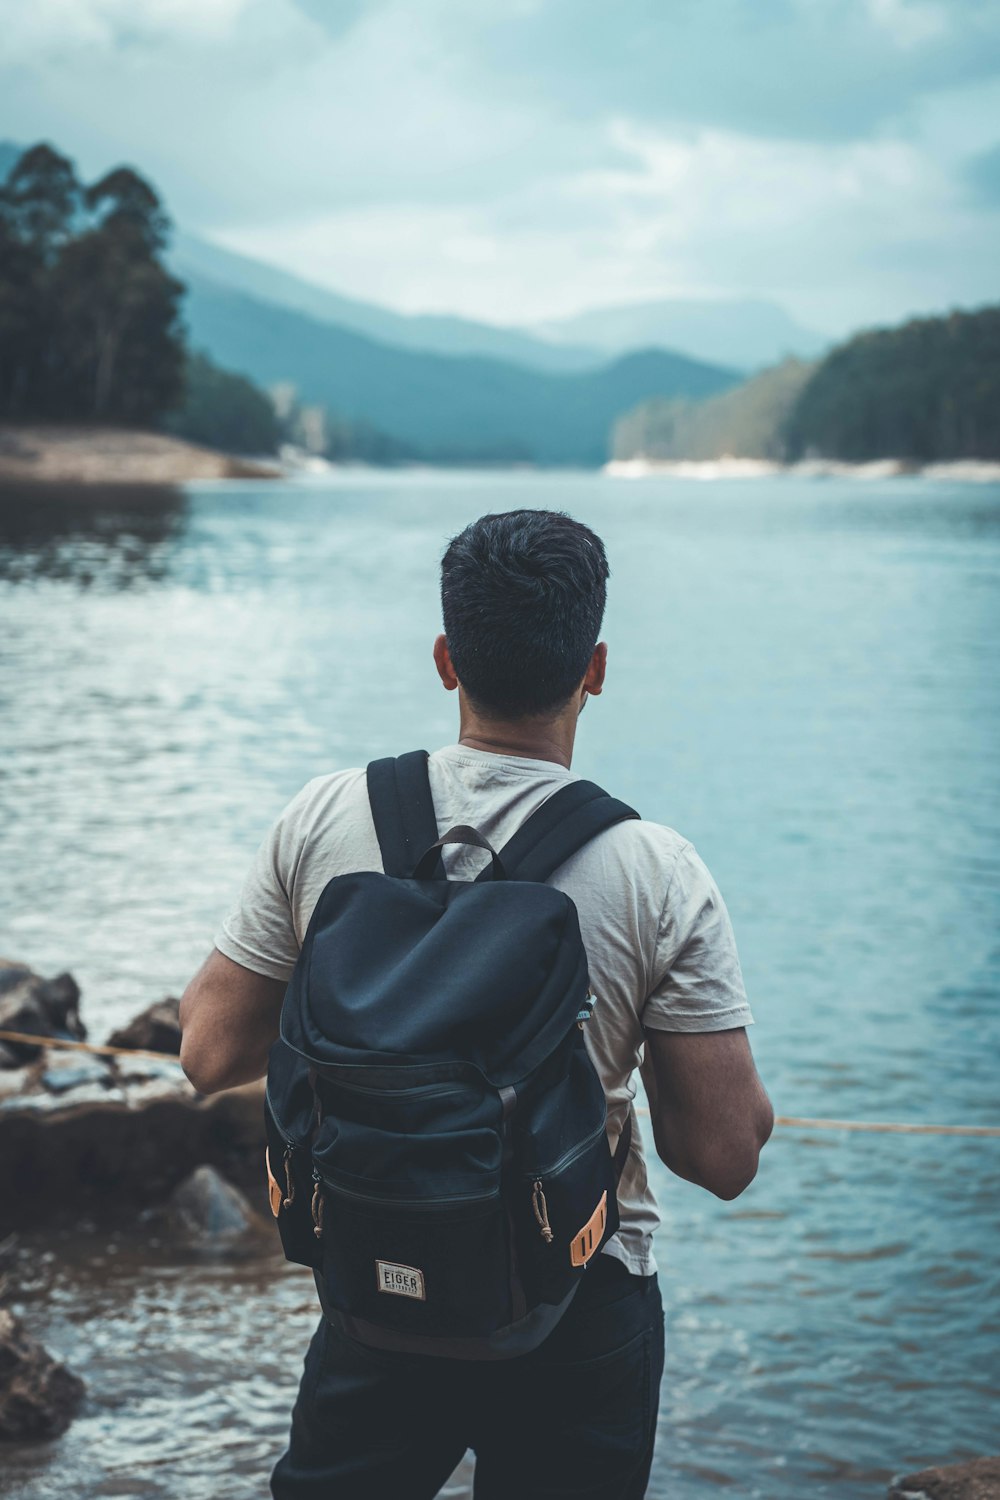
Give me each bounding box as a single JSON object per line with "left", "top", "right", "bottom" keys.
{"left": 282, "top": 1143, "right": 296, "bottom": 1209}
{"left": 311, "top": 1171, "right": 324, "bottom": 1240}
{"left": 532, "top": 1179, "right": 554, "bottom": 1244}
{"left": 576, "top": 989, "right": 597, "bottom": 1029}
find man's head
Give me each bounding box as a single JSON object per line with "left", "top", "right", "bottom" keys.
{"left": 436, "top": 509, "right": 609, "bottom": 722}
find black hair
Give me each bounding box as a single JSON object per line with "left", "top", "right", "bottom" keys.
{"left": 440, "top": 509, "right": 609, "bottom": 719}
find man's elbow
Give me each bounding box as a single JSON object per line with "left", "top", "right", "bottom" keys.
{"left": 179, "top": 1032, "right": 235, "bottom": 1095}
{"left": 657, "top": 1100, "right": 774, "bottom": 1200}
{"left": 701, "top": 1100, "right": 775, "bottom": 1200}
{"left": 699, "top": 1145, "right": 762, "bottom": 1200}
{"left": 178, "top": 997, "right": 240, "bottom": 1095}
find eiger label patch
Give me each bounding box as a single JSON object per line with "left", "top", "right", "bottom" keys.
{"left": 376, "top": 1260, "right": 426, "bottom": 1300}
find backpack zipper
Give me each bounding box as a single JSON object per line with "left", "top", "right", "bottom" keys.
{"left": 525, "top": 1117, "right": 608, "bottom": 1181}
{"left": 311, "top": 1170, "right": 324, "bottom": 1240}
{"left": 316, "top": 1174, "right": 498, "bottom": 1212}
{"left": 527, "top": 1118, "right": 609, "bottom": 1246}
{"left": 322, "top": 1079, "right": 469, "bottom": 1101}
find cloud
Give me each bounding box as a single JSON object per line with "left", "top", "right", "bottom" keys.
{"left": 0, "top": 0, "right": 256, "bottom": 61}
{"left": 964, "top": 143, "right": 1000, "bottom": 205}
{"left": 1, "top": 0, "right": 997, "bottom": 333}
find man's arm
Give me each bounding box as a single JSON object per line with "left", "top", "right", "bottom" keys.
{"left": 640, "top": 1027, "right": 773, "bottom": 1200}
{"left": 179, "top": 949, "right": 286, "bottom": 1094}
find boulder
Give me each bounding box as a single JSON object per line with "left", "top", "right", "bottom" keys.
{"left": 0, "top": 1074, "right": 268, "bottom": 1233}
{"left": 889, "top": 1458, "right": 1000, "bottom": 1500}
{"left": 40, "top": 1049, "right": 114, "bottom": 1095}
{"left": 0, "top": 1309, "right": 84, "bottom": 1441}
{"left": 166, "top": 1165, "right": 260, "bottom": 1244}
{"left": 107, "top": 997, "right": 181, "bottom": 1056}
{"left": 0, "top": 970, "right": 270, "bottom": 1233}
{"left": 0, "top": 963, "right": 85, "bottom": 1063}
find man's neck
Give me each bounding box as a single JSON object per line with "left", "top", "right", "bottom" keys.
{"left": 456, "top": 697, "right": 580, "bottom": 770}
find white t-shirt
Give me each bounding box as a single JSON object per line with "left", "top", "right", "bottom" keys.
{"left": 216, "top": 743, "right": 754, "bottom": 1275}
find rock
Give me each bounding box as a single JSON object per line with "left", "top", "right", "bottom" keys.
{"left": 888, "top": 1458, "right": 1000, "bottom": 1500}
{"left": 107, "top": 997, "right": 181, "bottom": 1056}
{"left": 0, "top": 1309, "right": 84, "bottom": 1441}
{"left": 0, "top": 1070, "right": 269, "bottom": 1234}
{"left": 0, "top": 963, "right": 85, "bottom": 1063}
{"left": 40, "top": 1050, "right": 114, "bottom": 1095}
{"left": 0, "top": 1044, "right": 21, "bottom": 1070}
{"left": 0, "top": 966, "right": 271, "bottom": 1234}
{"left": 0, "top": 1067, "right": 29, "bottom": 1100}
{"left": 166, "top": 1165, "right": 259, "bottom": 1243}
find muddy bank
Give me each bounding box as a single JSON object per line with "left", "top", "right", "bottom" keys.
{"left": 0, "top": 425, "right": 280, "bottom": 485}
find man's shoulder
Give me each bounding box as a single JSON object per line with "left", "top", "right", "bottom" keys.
{"left": 279, "top": 766, "right": 370, "bottom": 839}
{"left": 585, "top": 813, "right": 692, "bottom": 882}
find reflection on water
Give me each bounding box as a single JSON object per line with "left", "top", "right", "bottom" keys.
{"left": 1, "top": 471, "right": 999, "bottom": 1498}
{"left": 0, "top": 486, "right": 188, "bottom": 587}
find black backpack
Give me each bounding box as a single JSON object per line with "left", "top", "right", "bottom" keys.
{"left": 264, "top": 749, "right": 639, "bottom": 1359}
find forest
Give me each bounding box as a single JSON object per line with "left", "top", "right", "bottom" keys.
{"left": 615, "top": 307, "right": 1000, "bottom": 465}
{"left": 0, "top": 144, "right": 285, "bottom": 455}
{"left": 783, "top": 308, "right": 1000, "bottom": 461}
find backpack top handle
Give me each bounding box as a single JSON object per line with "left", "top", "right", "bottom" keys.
{"left": 367, "top": 751, "right": 639, "bottom": 887}
{"left": 412, "top": 825, "right": 508, "bottom": 882}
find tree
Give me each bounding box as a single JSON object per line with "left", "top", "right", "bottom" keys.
{"left": 785, "top": 307, "right": 1000, "bottom": 462}
{"left": 0, "top": 146, "right": 186, "bottom": 425}
{"left": 1, "top": 143, "right": 80, "bottom": 261}
{"left": 0, "top": 144, "right": 82, "bottom": 415}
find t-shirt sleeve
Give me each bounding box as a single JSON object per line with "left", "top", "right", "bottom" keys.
{"left": 642, "top": 842, "right": 754, "bottom": 1033}
{"left": 213, "top": 782, "right": 317, "bottom": 983}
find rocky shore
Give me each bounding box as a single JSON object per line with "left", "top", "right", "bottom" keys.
{"left": 2, "top": 960, "right": 999, "bottom": 1496}
{"left": 0, "top": 425, "right": 280, "bottom": 486}
{"left": 0, "top": 961, "right": 267, "bottom": 1231}
{"left": 0, "top": 960, "right": 275, "bottom": 1445}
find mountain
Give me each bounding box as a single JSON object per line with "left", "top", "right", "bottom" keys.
{"left": 171, "top": 232, "right": 604, "bottom": 374}
{"left": 613, "top": 358, "right": 816, "bottom": 462}
{"left": 182, "top": 275, "right": 739, "bottom": 465}
{"left": 534, "top": 297, "right": 830, "bottom": 373}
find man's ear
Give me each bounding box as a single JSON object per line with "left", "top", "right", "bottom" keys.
{"left": 582, "top": 641, "right": 607, "bottom": 698}
{"left": 433, "top": 634, "right": 459, "bottom": 692}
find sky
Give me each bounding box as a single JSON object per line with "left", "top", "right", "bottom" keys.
{"left": 1, "top": 0, "right": 998, "bottom": 336}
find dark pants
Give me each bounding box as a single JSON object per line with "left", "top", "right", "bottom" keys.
{"left": 271, "top": 1257, "right": 665, "bottom": 1500}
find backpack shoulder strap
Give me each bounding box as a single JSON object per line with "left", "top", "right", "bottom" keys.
{"left": 366, "top": 750, "right": 441, "bottom": 878}
{"left": 480, "top": 779, "right": 640, "bottom": 885}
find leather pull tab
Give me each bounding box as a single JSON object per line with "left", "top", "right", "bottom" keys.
{"left": 265, "top": 1148, "right": 283, "bottom": 1219}
{"left": 570, "top": 1190, "right": 608, "bottom": 1268}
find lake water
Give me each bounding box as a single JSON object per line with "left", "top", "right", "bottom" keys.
{"left": 1, "top": 470, "right": 999, "bottom": 1498}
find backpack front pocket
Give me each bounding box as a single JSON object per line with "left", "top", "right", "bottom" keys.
{"left": 316, "top": 1180, "right": 512, "bottom": 1338}
{"left": 514, "top": 1121, "right": 620, "bottom": 1305}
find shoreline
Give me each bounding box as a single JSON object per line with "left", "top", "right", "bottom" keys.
{"left": 0, "top": 425, "right": 281, "bottom": 487}
{"left": 603, "top": 455, "right": 1000, "bottom": 482}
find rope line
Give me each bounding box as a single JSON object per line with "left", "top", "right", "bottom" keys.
{"left": 2, "top": 1028, "right": 998, "bottom": 1138}
{"left": 0, "top": 1028, "right": 184, "bottom": 1067}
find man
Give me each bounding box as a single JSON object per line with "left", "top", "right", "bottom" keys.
{"left": 180, "top": 507, "right": 773, "bottom": 1499}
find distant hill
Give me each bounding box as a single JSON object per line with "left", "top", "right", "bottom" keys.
{"left": 613, "top": 359, "right": 816, "bottom": 462}
{"left": 182, "top": 274, "right": 739, "bottom": 465}
{"left": 535, "top": 297, "right": 829, "bottom": 373}
{"left": 784, "top": 306, "right": 1000, "bottom": 461}
{"left": 614, "top": 306, "right": 1000, "bottom": 465}
{"left": 171, "top": 233, "right": 604, "bottom": 374}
